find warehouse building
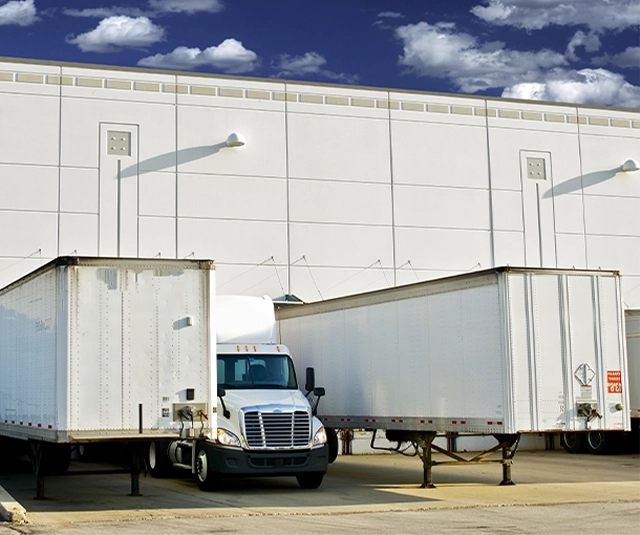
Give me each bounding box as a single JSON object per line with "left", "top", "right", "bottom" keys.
{"left": 0, "top": 57, "right": 639, "bottom": 308}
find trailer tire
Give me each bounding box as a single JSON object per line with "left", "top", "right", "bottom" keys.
{"left": 296, "top": 472, "right": 324, "bottom": 489}
{"left": 148, "top": 441, "right": 173, "bottom": 478}
{"left": 586, "top": 431, "right": 619, "bottom": 455}
{"left": 326, "top": 427, "right": 338, "bottom": 464}
{"left": 560, "top": 432, "right": 587, "bottom": 454}
{"left": 195, "top": 443, "right": 221, "bottom": 491}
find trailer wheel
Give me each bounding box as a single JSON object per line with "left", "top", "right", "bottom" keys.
{"left": 326, "top": 427, "right": 338, "bottom": 464}
{"left": 296, "top": 472, "right": 324, "bottom": 489}
{"left": 148, "top": 441, "right": 172, "bottom": 477}
{"left": 560, "top": 432, "right": 587, "bottom": 454}
{"left": 195, "top": 443, "right": 221, "bottom": 491}
{"left": 586, "top": 431, "right": 619, "bottom": 455}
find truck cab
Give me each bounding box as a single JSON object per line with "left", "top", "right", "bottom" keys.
{"left": 150, "top": 295, "right": 329, "bottom": 490}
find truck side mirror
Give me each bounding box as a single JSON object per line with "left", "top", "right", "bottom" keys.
{"left": 217, "top": 386, "right": 230, "bottom": 419}
{"left": 313, "top": 387, "right": 325, "bottom": 397}
{"left": 305, "top": 367, "right": 315, "bottom": 392}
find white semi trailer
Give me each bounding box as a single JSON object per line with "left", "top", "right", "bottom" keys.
{"left": 148, "top": 295, "right": 329, "bottom": 490}
{"left": 276, "top": 267, "right": 631, "bottom": 487}
{"left": 0, "top": 256, "right": 215, "bottom": 497}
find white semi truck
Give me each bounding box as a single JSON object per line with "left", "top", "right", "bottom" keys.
{"left": 0, "top": 257, "right": 328, "bottom": 496}
{"left": 276, "top": 267, "right": 631, "bottom": 487}
{"left": 147, "top": 295, "right": 329, "bottom": 490}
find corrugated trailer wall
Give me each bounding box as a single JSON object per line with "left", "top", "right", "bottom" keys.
{"left": 0, "top": 266, "right": 59, "bottom": 433}
{"left": 277, "top": 268, "right": 629, "bottom": 436}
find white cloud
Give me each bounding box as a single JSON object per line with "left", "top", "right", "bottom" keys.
{"left": 377, "top": 11, "right": 404, "bottom": 19}
{"left": 471, "top": 0, "right": 640, "bottom": 31}
{"left": 64, "top": 0, "right": 223, "bottom": 18}
{"left": 593, "top": 47, "right": 640, "bottom": 69}
{"left": 396, "top": 21, "right": 566, "bottom": 93}
{"left": 0, "top": 0, "right": 37, "bottom": 26}
{"left": 138, "top": 39, "right": 258, "bottom": 73}
{"left": 66, "top": 16, "right": 165, "bottom": 53}
{"left": 502, "top": 68, "right": 640, "bottom": 108}
{"left": 566, "top": 31, "right": 601, "bottom": 61}
{"left": 272, "top": 52, "right": 360, "bottom": 84}
{"left": 147, "top": 0, "right": 224, "bottom": 14}
{"left": 63, "top": 7, "right": 146, "bottom": 18}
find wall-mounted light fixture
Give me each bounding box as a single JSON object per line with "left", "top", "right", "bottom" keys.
{"left": 622, "top": 159, "right": 639, "bottom": 172}
{"left": 226, "top": 133, "right": 246, "bottom": 147}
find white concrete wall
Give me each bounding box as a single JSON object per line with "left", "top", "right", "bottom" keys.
{"left": 0, "top": 58, "right": 639, "bottom": 308}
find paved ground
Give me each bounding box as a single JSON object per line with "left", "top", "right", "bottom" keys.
{"left": 0, "top": 449, "right": 638, "bottom": 534}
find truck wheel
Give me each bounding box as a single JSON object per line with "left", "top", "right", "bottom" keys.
{"left": 296, "top": 472, "right": 324, "bottom": 489}
{"left": 561, "top": 432, "right": 587, "bottom": 454}
{"left": 326, "top": 428, "right": 338, "bottom": 464}
{"left": 586, "top": 431, "right": 619, "bottom": 455}
{"left": 148, "top": 441, "right": 172, "bottom": 477}
{"left": 195, "top": 443, "right": 221, "bottom": 491}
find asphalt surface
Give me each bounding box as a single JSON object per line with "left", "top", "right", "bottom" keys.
{"left": 0, "top": 448, "right": 638, "bottom": 534}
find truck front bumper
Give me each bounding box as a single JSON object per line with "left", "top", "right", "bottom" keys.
{"left": 204, "top": 442, "right": 328, "bottom": 477}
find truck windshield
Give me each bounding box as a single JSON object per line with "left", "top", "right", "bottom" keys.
{"left": 217, "top": 355, "right": 298, "bottom": 390}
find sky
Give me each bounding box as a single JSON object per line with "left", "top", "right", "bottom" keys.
{"left": 0, "top": 0, "right": 638, "bottom": 108}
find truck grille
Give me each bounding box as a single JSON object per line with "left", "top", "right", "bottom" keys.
{"left": 243, "top": 411, "right": 311, "bottom": 449}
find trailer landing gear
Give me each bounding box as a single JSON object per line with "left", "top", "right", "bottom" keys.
{"left": 375, "top": 431, "right": 520, "bottom": 488}
{"left": 28, "top": 440, "right": 146, "bottom": 499}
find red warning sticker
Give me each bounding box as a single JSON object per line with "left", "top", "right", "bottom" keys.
{"left": 607, "top": 370, "right": 622, "bottom": 394}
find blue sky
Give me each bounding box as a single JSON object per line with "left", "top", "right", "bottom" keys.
{"left": 0, "top": 0, "right": 638, "bottom": 107}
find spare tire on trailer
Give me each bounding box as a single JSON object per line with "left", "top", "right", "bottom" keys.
{"left": 560, "top": 432, "right": 587, "bottom": 454}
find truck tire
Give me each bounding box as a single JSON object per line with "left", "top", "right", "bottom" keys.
{"left": 148, "top": 441, "right": 173, "bottom": 478}
{"left": 560, "top": 432, "right": 587, "bottom": 454}
{"left": 296, "top": 472, "right": 324, "bottom": 489}
{"left": 586, "top": 431, "right": 619, "bottom": 455}
{"left": 195, "top": 443, "right": 221, "bottom": 491}
{"left": 326, "top": 427, "right": 339, "bottom": 464}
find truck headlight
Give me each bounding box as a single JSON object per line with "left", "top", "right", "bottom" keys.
{"left": 217, "top": 427, "right": 241, "bottom": 448}
{"left": 313, "top": 426, "right": 327, "bottom": 446}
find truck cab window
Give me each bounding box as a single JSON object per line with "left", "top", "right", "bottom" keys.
{"left": 218, "top": 355, "right": 297, "bottom": 390}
